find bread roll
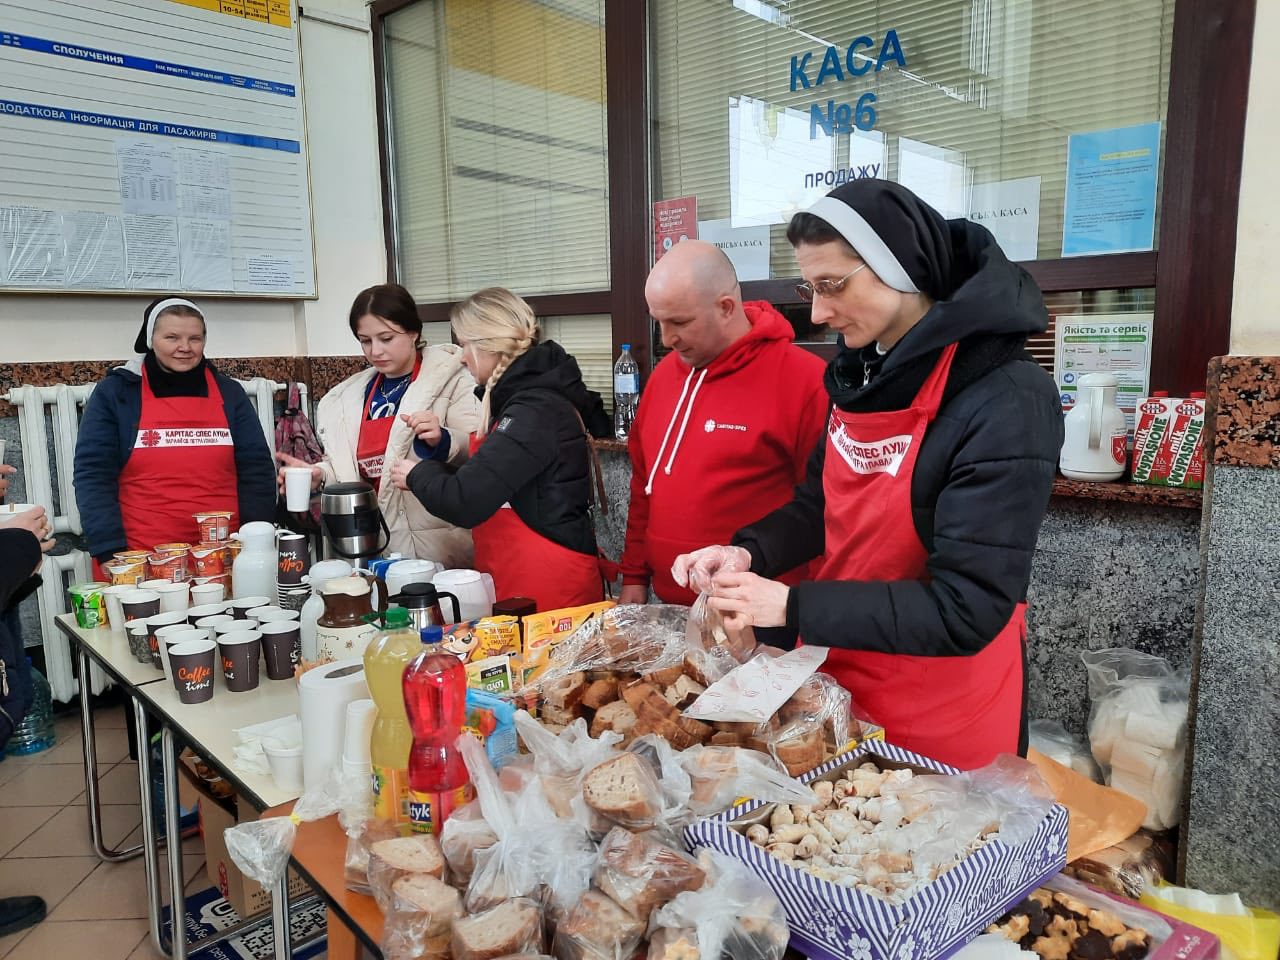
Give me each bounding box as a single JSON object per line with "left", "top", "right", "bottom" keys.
{"left": 594, "top": 827, "right": 706, "bottom": 920}
{"left": 452, "top": 898, "right": 544, "bottom": 960}
{"left": 581, "top": 752, "right": 662, "bottom": 828}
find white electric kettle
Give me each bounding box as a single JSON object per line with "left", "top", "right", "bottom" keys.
{"left": 431, "top": 569, "right": 496, "bottom": 622}
{"left": 1060, "top": 372, "right": 1128, "bottom": 481}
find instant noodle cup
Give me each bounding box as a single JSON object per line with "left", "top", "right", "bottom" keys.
{"left": 104, "top": 558, "right": 147, "bottom": 586}
{"left": 154, "top": 542, "right": 192, "bottom": 556}
{"left": 147, "top": 551, "right": 189, "bottom": 583}
{"left": 68, "top": 582, "right": 108, "bottom": 629}
{"left": 189, "top": 542, "right": 226, "bottom": 577}
{"left": 194, "top": 511, "right": 233, "bottom": 542}
{"left": 114, "top": 550, "right": 151, "bottom": 563}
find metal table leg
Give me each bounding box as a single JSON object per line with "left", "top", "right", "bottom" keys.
{"left": 133, "top": 697, "right": 168, "bottom": 957}
{"left": 273, "top": 871, "right": 293, "bottom": 958}
{"left": 78, "top": 643, "right": 144, "bottom": 862}
{"left": 161, "top": 725, "right": 189, "bottom": 960}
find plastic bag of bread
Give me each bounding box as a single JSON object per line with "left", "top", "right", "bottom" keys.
{"left": 224, "top": 766, "right": 345, "bottom": 892}
{"left": 514, "top": 711, "right": 622, "bottom": 838}
{"left": 648, "top": 849, "right": 789, "bottom": 960}
{"left": 380, "top": 873, "right": 463, "bottom": 960}
{"left": 532, "top": 605, "right": 689, "bottom": 691}
{"left": 678, "top": 744, "right": 818, "bottom": 818}
{"left": 581, "top": 744, "right": 671, "bottom": 833}
{"left": 461, "top": 729, "right": 599, "bottom": 915}
{"left": 687, "top": 591, "right": 757, "bottom": 666}
{"left": 593, "top": 826, "right": 706, "bottom": 922}
{"left": 440, "top": 798, "right": 499, "bottom": 886}
{"left": 552, "top": 888, "right": 648, "bottom": 960}
{"left": 1062, "top": 827, "right": 1175, "bottom": 899}
{"left": 452, "top": 897, "right": 545, "bottom": 960}
{"left": 344, "top": 818, "right": 399, "bottom": 895}
{"left": 366, "top": 833, "right": 446, "bottom": 913}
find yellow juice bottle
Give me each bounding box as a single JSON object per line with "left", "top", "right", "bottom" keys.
{"left": 362, "top": 607, "right": 420, "bottom": 826}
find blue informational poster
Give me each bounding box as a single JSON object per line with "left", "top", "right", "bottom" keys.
{"left": 1061, "top": 122, "right": 1161, "bottom": 257}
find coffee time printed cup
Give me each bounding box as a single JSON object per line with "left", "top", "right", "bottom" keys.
{"left": 259, "top": 621, "right": 301, "bottom": 680}
{"left": 168, "top": 638, "right": 216, "bottom": 704}
{"left": 218, "top": 631, "right": 262, "bottom": 692}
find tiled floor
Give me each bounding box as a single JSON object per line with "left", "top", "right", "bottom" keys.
{"left": 0, "top": 706, "right": 211, "bottom": 959}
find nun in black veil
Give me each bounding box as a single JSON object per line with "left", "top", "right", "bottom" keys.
{"left": 674, "top": 179, "right": 1064, "bottom": 771}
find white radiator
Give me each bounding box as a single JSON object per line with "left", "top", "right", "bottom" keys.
{"left": 2, "top": 376, "right": 306, "bottom": 702}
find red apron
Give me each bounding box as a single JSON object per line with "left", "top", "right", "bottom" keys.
{"left": 468, "top": 432, "right": 604, "bottom": 612}
{"left": 357, "top": 355, "right": 423, "bottom": 492}
{"left": 815, "top": 343, "right": 1024, "bottom": 770}
{"left": 117, "top": 366, "right": 240, "bottom": 551}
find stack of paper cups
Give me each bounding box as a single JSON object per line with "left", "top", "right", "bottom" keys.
{"left": 298, "top": 658, "right": 370, "bottom": 791}
{"left": 342, "top": 699, "right": 376, "bottom": 780}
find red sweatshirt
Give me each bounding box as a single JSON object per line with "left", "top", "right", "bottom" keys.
{"left": 621, "top": 302, "right": 828, "bottom": 604}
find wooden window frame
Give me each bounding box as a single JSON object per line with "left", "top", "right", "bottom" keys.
{"left": 372, "top": 0, "right": 1253, "bottom": 395}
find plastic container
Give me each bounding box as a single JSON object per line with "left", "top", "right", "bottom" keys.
{"left": 463, "top": 688, "right": 518, "bottom": 770}
{"left": 5, "top": 659, "right": 56, "bottom": 756}
{"left": 402, "top": 624, "right": 471, "bottom": 834}
{"left": 613, "top": 343, "right": 640, "bottom": 441}
{"left": 362, "top": 607, "right": 420, "bottom": 825}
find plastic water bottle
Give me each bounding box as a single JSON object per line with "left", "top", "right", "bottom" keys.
{"left": 5, "top": 659, "right": 56, "bottom": 756}
{"left": 401, "top": 625, "right": 471, "bottom": 834}
{"left": 613, "top": 344, "right": 640, "bottom": 441}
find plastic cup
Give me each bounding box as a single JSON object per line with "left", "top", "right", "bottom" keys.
{"left": 168, "top": 638, "right": 217, "bottom": 704}
{"left": 155, "top": 624, "right": 200, "bottom": 681}
{"left": 263, "top": 742, "right": 304, "bottom": 793}
{"left": 120, "top": 589, "right": 160, "bottom": 623}
{"left": 187, "top": 603, "right": 230, "bottom": 625}
{"left": 258, "top": 621, "right": 301, "bottom": 680}
{"left": 154, "top": 580, "right": 190, "bottom": 614}
{"left": 218, "top": 631, "right": 262, "bottom": 693}
{"left": 283, "top": 467, "right": 314, "bottom": 512}
{"left": 190, "top": 581, "right": 224, "bottom": 606}
{"left": 125, "top": 620, "right": 153, "bottom": 664}
{"left": 229, "top": 596, "right": 271, "bottom": 620}
{"left": 102, "top": 584, "right": 133, "bottom": 634}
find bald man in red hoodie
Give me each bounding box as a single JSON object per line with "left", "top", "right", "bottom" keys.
{"left": 619, "top": 240, "right": 828, "bottom": 606}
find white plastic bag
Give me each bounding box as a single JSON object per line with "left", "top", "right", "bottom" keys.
{"left": 1081, "top": 648, "right": 1189, "bottom": 829}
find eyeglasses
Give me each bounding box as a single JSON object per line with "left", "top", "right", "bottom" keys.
{"left": 795, "top": 263, "right": 868, "bottom": 302}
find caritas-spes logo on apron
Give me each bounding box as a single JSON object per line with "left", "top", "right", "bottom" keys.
{"left": 827, "top": 418, "right": 913, "bottom": 477}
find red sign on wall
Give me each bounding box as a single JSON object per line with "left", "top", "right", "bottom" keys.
{"left": 653, "top": 196, "right": 698, "bottom": 261}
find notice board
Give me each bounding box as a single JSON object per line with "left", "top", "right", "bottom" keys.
{"left": 0, "top": 0, "right": 316, "bottom": 296}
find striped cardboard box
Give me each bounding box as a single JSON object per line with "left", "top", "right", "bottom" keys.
{"left": 685, "top": 740, "right": 1069, "bottom": 960}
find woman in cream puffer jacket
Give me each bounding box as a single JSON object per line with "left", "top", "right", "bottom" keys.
{"left": 300, "top": 285, "right": 481, "bottom": 568}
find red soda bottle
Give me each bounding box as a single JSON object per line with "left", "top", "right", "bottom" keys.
{"left": 401, "top": 625, "right": 471, "bottom": 834}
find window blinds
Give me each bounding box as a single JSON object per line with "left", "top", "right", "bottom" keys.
{"left": 651, "top": 0, "right": 1174, "bottom": 274}
{"left": 383, "top": 0, "right": 611, "bottom": 303}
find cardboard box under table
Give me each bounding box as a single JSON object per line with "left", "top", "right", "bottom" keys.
{"left": 179, "top": 751, "right": 310, "bottom": 919}
{"left": 685, "top": 740, "right": 1069, "bottom": 960}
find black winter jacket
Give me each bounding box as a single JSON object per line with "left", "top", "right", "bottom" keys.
{"left": 734, "top": 220, "right": 1064, "bottom": 658}
{"left": 0, "top": 528, "right": 42, "bottom": 744}
{"left": 406, "top": 340, "right": 611, "bottom": 556}
{"left": 74, "top": 363, "right": 278, "bottom": 561}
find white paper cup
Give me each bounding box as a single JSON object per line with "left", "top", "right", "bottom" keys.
{"left": 0, "top": 502, "right": 38, "bottom": 523}
{"left": 102, "top": 584, "right": 133, "bottom": 634}
{"left": 155, "top": 624, "right": 200, "bottom": 681}
{"left": 154, "top": 580, "right": 190, "bottom": 614}
{"left": 248, "top": 606, "right": 299, "bottom": 624}
{"left": 214, "top": 619, "right": 259, "bottom": 637}
{"left": 263, "top": 742, "right": 305, "bottom": 793}
{"left": 190, "top": 581, "right": 225, "bottom": 606}
{"left": 230, "top": 596, "right": 271, "bottom": 620}
{"left": 187, "top": 602, "right": 230, "bottom": 625}
{"left": 195, "top": 614, "right": 235, "bottom": 634}
{"left": 283, "top": 467, "right": 314, "bottom": 512}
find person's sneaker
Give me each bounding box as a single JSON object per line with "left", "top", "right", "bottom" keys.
{"left": 0, "top": 896, "right": 46, "bottom": 937}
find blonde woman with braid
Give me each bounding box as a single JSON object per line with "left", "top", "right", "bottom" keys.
{"left": 389, "top": 287, "right": 613, "bottom": 610}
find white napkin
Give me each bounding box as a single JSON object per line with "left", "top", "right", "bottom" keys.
{"left": 681, "top": 646, "right": 827, "bottom": 723}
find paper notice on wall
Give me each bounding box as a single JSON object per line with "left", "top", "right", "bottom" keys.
{"left": 1054, "top": 314, "right": 1154, "bottom": 432}
{"left": 898, "top": 136, "right": 969, "bottom": 219}
{"left": 653, "top": 196, "right": 698, "bottom": 261}
{"left": 967, "top": 176, "right": 1041, "bottom": 262}
{"left": 180, "top": 185, "right": 233, "bottom": 221}
{"left": 123, "top": 215, "right": 180, "bottom": 289}
{"left": 178, "top": 147, "right": 232, "bottom": 191}
{"left": 697, "top": 217, "right": 770, "bottom": 281}
{"left": 0, "top": 206, "right": 66, "bottom": 286}
{"left": 180, "top": 219, "right": 234, "bottom": 291}
{"left": 116, "top": 140, "right": 179, "bottom": 217}
{"left": 1062, "top": 122, "right": 1161, "bottom": 256}
{"left": 62, "top": 211, "right": 126, "bottom": 288}
{"left": 729, "top": 95, "right": 837, "bottom": 228}
{"left": 245, "top": 255, "right": 294, "bottom": 291}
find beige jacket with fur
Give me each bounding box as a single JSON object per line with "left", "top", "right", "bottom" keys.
{"left": 315, "top": 344, "right": 480, "bottom": 567}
